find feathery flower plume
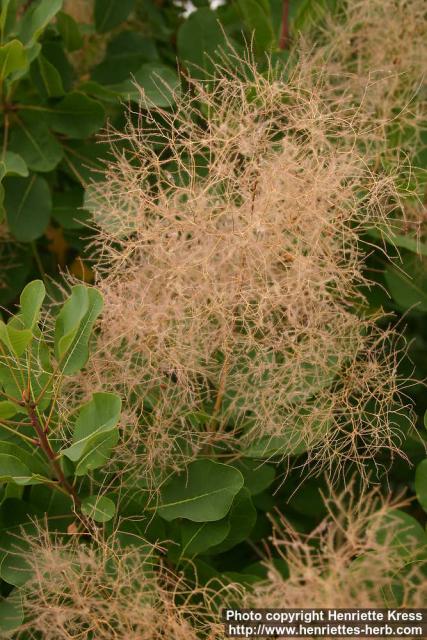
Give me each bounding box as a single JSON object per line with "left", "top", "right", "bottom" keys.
{"left": 83, "top": 50, "right": 414, "bottom": 487}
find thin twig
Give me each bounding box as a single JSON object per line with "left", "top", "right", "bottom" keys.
{"left": 279, "top": 0, "right": 290, "bottom": 50}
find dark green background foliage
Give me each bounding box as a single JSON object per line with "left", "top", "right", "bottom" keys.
{"left": 0, "top": 0, "right": 426, "bottom": 634}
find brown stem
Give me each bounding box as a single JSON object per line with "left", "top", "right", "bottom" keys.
{"left": 26, "top": 403, "right": 81, "bottom": 508}
{"left": 279, "top": 0, "right": 290, "bottom": 50}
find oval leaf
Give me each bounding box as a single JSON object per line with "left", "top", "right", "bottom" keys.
{"left": 54, "top": 285, "right": 103, "bottom": 374}
{"left": 0, "top": 454, "right": 32, "bottom": 485}
{"left": 158, "top": 460, "right": 244, "bottom": 522}
{"left": 61, "top": 392, "right": 121, "bottom": 475}
{"left": 20, "top": 279, "right": 46, "bottom": 329}
{"left": 81, "top": 495, "right": 116, "bottom": 522}
{"left": 50, "top": 91, "right": 105, "bottom": 138}
{"left": 94, "top": 0, "right": 134, "bottom": 33}
{"left": 9, "top": 115, "right": 63, "bottom": 173}
{"left": 4, "top": 174, "right": 51, "bottom": 242}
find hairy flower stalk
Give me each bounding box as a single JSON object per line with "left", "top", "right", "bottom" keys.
{"left": 81, "top": 50, "right": 415, "bottom": 489}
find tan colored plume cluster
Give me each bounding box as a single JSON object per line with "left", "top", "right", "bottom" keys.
{"left": 14, "top": 487, "right": 427, "bottom": 639}
{"left": 243, "top": 484, "right": 427, "bottom": 615}
{"left": 81, "top": 48, "right": 416, "bottom": 487}
{"left": 15, "top": 530, "right": 223, "bottom": 640}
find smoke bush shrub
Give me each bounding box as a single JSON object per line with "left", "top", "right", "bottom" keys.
{"left": 1, "top": 1, "right": 427, "bottom": 636}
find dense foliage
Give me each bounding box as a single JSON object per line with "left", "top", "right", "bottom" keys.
{"left": 0, "top": 0, "right": 426, "bottom": 637}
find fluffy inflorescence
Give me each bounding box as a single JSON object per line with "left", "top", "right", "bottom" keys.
{"left": 243, "top": 485, "right": 427, "bottom": 613}
{"left": 307, "top": 0, "right": 426, "bottom": 126}
{"left": 303, "top": 0, "right": 427, "bottom": 236}
{"left": 83, "top": 52, "right": 414, "bottom": 486}
{"left": 15, "top": 531, "right": 223, "bottom": 640}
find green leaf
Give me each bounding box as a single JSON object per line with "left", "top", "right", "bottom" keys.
{"left": 0, "top": 593, "right": 24, "bottom": 633}
{"left": 0, "top": 441, "right": 49, "bottom": 477}
{"left": 158, "top": 460, "right": 244, "bottom": 522}
{"left": 81, "top": 495, "right": 116, "bottom": 522}
{"left": 20, "top": 279, "right": 45, "bottom": 329}
{"left": 0, "top": 0, "right": 12, "bottom": 38}
{"left": 0, "top": 498, "right": 62, "bottom": 587}
{"left": 113, "top": 63, "right": 179, "bottom": 107}
{"left": 231, "top": 460, "right": 275, "bottom": 495}
{"left": 4, "top": 174, "right": 51, "bottom": 242}
{"left": 54, "top": 285, "right": 103, "bottom": 374}
{"left": 19, "top": 0, "right": 63, "bottom": 44}
{"left": 179, "top": 519, "right": 230, "bottom": 559}
{"left": 50, "top": 92, "right": 105, "bottom": 138}
{"left": 92, "top": 30, "right": 158, "bottom": 85}
{"left": 0, "top": 320, "right": 33, "bottom": 356}
{"left": 61, "top": 392, "right": 121, "bottom": 475}
{"left": 244, "top": 434, "right": 308, "bottom": 458}
{"left": 94, "top": 0, "right": 134, "bottom": 33}
{"left": 9, "top": 115, "right": 63, "bottom": 173}
{"left": 237, "top": 0, "right": 275, "bottom": 51}
{"left": 31, "top": 53, "right": 65, "bottom": 98}
{"left": 384, "top": 255, "right": 427, "bottom": 312}
{"left": 0, "top": 151, "right": 28, "bottom": 179}
{"left": 62, "top": 139, "right": 112, "bottom": 185}
{"left": 52, "top": 189, "right": 89, "bottom": 229}
{"left": 0, "top": 39, "right": 28, "bottom": 80}
{"left": 368, "top": 227, "right": 427, "bottom": 257}
{"left": 207, "top": 488, "right": 257, "bottom": 554}
{"left": 56, "top": 11, "right": 83, "bottom": 51}
{"left": 177, "top": 8, "right": 225, "bottom": 76}
{"left": 374, "top": 509, "right": 427, "bottom": 560}
{"left": 291, "top": 0, "right": 337, "bottom": 33}
{"left": 415, "top": 459, "right": 427, "bottom": 513}
{"left": 0, "top": 454, "right": 32, "bottom": 485}
{"left": 0, "top": 401, "right": 20, "bottom": 419}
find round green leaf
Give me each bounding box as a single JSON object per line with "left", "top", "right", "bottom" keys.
{"left": 113, "top": 63, "right": 179, "bottom": 107}
{"left": 56, "top": 11, "right": 83, "bottom": 51}
{"left": 0, "top": 39, "right": 28, "bottom": 80}
{"left": 231, "top": 460, "right": 275, "bottom": 495}
{"left": 54, "top": 285, "right": 104, "bottom": 374}
{"left": 0, "top": 454, "right": 32, "bottom": 485}
{"left": 19, "top": 0, "right": 63, "bottom": 44}
{"left": 4, "top": 175, "right": 51, "bottom": 242}
{"left": 0, "top": 152, "right": 28, "bottom": 179}
{"left": 207, "top": 488, "right": 257, "bottom": 554}
{"left": 92, "top": 30, "right": 158, "bottom": 85}
{"left": 61, "top": 392, "right": 121, "bottom": 475}
{"left": 179, "top": 519, "right": 230, "bottom": 559}
{"left": 30, "top": 53, "right": 65, "bottom": 98}
{"left": 177, "top": 8, "right": 225, "bottom": 76}
{"left": 9, "top": 115, "right": 63, "bottom": 173}
{"left": 50, "top": 92, "right": 105, "bottom": 139}
{"left": 94, "top": 0, "right": 135, "bottom": 33}
{"left": 384, "top": 255, "right": 427, "bottom": 313}
{"left": 158, "top": 460, "right": 244, "bottom": 522}
{"left": 0, "top": 594, "right": 24, "bottom": 633}
{"left": 0, "top": 401, "right": 21, "bottom": 419}
{"left": 375, "top": 509, "right": 427, "bottom": 559}
{"left": 81, "top": 495, "right": 116, "bottom": 522}
{"left": 20, "top": 279, "right": 46, "bottom": 329}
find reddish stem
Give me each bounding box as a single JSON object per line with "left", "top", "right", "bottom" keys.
{"left": 279, "top": 0, "right": 290, "bottom": 50}
{"left": 27, "top": 403, "right": 81, "bottom": 507}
